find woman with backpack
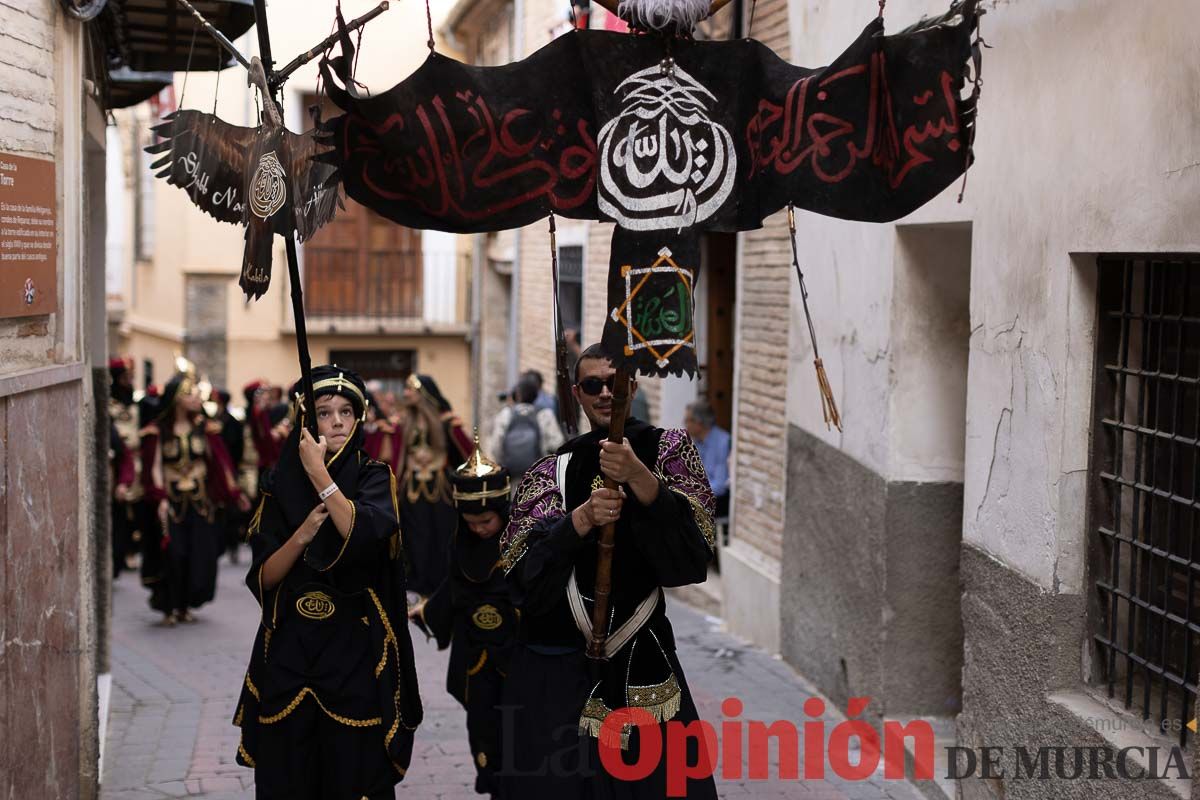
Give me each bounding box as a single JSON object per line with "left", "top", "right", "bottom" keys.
{"left": 487, "top": 374, "right": 564, "bottom": 482}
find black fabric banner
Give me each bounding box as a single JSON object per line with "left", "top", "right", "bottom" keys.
{"left": 318, "top": 1, "right": 980, "bottom": 375}
{"left": 320, "top": 2, "right": 978, "bottom": 234}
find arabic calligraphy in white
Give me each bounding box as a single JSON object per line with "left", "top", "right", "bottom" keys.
{"left": 249, "top": 151, "right": 287, "bottom": 220}
{"left": 598, "top": 64, "right": 735, "bottom": 231}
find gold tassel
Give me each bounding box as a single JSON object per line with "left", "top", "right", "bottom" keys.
{"left": 641, "top": 687, "right": 682, "bottom": 724}
{"left": 578, "top": 697, "right": 634, "bottom": 751}
{"left": 787, "top": 203, "right": 844, "bottom": 433}
{"left": 814, "top": 358, "right": 842, "bottom": 432}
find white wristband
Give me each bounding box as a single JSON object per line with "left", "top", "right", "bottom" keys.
{"left": 318, "top": 482, "right": 340, "bottom": 501}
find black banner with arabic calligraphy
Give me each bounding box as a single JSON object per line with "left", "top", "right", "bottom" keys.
{"left": 318, "top": 0, "right": 979, "bottom": 234}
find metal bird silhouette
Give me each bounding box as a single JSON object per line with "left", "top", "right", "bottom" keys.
{"left": 144, "top": 56, "right": 341, "bottom": 299}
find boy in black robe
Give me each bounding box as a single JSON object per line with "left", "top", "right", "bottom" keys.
{"left": 233, "top": 366, "right": 423, "bottom": 799}
{"left": 411, "top": 436, "right": 516, "bottom": 798}
{"left": 498, "top": 344, "right": 718, "bottom": 799}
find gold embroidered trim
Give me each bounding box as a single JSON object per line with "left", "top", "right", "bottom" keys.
{"left": 499, "top": 457, "right": 562, "bottom": 574}
{"left": 578, "top": 697, "right": 630, "bottom": 750}
{"left": 238, "top": 737, "right": 256, "bottom": 767}
{"left": 310, "top": 501, "right": 356, "bottom": 572}
{"left": 627, "top": 673, "right": 682, "bottom": 722}
{"left": 367, "top": 588, "right": 419, "bottom": 748}
{"left": 257, "top": 687, "right": 382, "bottom": 727}
{"left": 679, "top": 490, "right": 715, "bottom": 549}
{"left": 247, "top": 495, "right": 267, "bottom": 538}
{"left": 233, "top": 704, "right": 244, "bottom": 726}
{"left": 466, "top": 650, "right": 488, "bottom": 676}
{"left": 387, "top": 466, "right": 404, "bottom": 561}
{"left": 453, "top": 483, "right": 512, "bottom": 502}
{"left": 323, "top": 420, "right": 360, "bottom": 470}
{"left": 312, "top": 374, "right": 367, "bottom": 409}
{"left": 244, "top": 674, "right": 260, "bottom": 701}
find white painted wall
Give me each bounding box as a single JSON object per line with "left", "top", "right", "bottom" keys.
{"left": 785, "top": 0, "right": 1200, "bottom": 592}
{"left": 104, "top": 125, "right": 128, "bottom": 300}
{"left": 888, "top": 224, "right": 971, "bottom": 483}
{"left": 422, "top": 229, "right": 459, "bottom": 323}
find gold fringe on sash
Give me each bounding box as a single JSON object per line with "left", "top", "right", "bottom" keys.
{"left": 577, "top": 673, "right": 683, "bottom": 751}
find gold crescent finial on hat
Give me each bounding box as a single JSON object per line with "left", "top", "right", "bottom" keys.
{"left": 455, "top": 428, "right": 503, "bottom": 479}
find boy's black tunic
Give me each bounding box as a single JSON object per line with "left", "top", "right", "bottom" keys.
{"left": 498, "top": 418, "right": 718, "bottom": 799}
{"left": 233, "top": 367, "right": 423, "bottom": 799}
{"left": 416, "top": 441, "right": 516, "bottom": 797}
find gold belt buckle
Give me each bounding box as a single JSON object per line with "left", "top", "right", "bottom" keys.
{"left": 296, "top": 590, "right": 336, "bottom": 621}
{"left": 472, "top": 604, "right": 502, "bottom": 631}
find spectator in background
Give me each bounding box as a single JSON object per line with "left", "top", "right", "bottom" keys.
{"left": 488, "top": 374, "right": 564, "bottom": 481}
{"left": 523, "top": 369, "right": 558, "bottom": 418}
{"left": 685, "top": 400, "right": 731, "bottom": 518}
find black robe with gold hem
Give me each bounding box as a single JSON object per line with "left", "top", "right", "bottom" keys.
{"left": 498, "top": 419, "right": 718, "bottom": 799}
{"left": 418, "top": 521, "right": 516, "bottom": 796}
{"left": 233, "top": 448, "right": 422, "bottom": 798}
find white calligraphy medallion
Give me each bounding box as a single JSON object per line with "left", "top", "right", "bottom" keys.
{"left": 249, "top": 151, "right": 287, "bottom": 220}
{"left": 598, "top": 65, "right": 736, "bottom": 231}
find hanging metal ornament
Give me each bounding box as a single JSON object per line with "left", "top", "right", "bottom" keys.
{"left": 59, "top": 0, "right": 108, "bottom": 21}
{"left": 144, "top": 0, "right": 390, "bottom": 428}
{"left": 145, "top": 2, "right": 389, "bottom": 300}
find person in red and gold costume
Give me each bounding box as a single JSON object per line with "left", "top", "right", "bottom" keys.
{"left": 396, "top": 374, "right": 472, "bottom": 597}
{"left": 141, "top": 359, "right": 249, "bottom": 625}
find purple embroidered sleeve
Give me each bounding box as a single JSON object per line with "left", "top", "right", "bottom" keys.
{"left": 499, "top": 454, "right": 565, "bottom": 573}
{"left": 655, "top": 428, "right": 717, "bottom": 548}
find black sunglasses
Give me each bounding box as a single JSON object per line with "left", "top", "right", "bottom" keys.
{"left": 577, "top": 376, "right": 616, "bottom": 397}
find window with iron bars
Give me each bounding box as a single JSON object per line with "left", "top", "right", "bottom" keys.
{"left": 1090, "top": 255, "right": 1200, "bottom": 747}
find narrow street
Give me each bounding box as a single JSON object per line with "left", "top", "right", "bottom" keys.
{"left": 100, "top": 554, "right": 926, "bottom": 800}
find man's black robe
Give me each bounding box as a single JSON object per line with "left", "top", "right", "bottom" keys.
{"left": 499, "top": 419, "right": 718, "bottom": 799}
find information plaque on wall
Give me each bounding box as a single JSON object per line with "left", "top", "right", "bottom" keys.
{"left": 0, "top": 154, "right": 57, "bottom": 317}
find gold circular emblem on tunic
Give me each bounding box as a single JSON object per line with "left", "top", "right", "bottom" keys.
{"left": 476, "top": 752, "right": 488, "bottom": 768}
{"left": 471, "top": 605, "right": 502, "bottom": 631}
{"left": 296, "top": 591, "right": 336, "bottom": 620}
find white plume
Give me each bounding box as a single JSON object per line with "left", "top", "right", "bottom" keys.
{"left": 616, "top": 0, "right": 711, "bottom": 33}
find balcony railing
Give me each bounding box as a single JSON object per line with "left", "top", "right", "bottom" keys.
{"left": 303, "top": 249, "right": 466, "bottom": 328}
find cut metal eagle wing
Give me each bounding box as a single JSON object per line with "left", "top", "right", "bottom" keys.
{"left": 145, "top": 107, "right": 342, "bottom": 298}
{"left": 146, "top": 110, "right": 256, "bottom": 225}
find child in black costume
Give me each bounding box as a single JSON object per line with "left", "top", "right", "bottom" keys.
{"left": 411, "top": 436, "right": 516, "bottom": 799}
{"left": 233, "top": 366, "right": 422, "bottom": 799}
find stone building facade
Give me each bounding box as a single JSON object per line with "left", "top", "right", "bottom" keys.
{"left": 0, "top": 2, "right": 107, "bottom": 797}
{"left": 778, "top": 1, "right": 1200, "bottom": 798}
{"left": 447, "top": 1, "right": 1200, "bottom": 797}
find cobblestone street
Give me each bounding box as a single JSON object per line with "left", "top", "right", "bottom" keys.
{"left": 101, "top": 554, "right": 927, "bottom": 800}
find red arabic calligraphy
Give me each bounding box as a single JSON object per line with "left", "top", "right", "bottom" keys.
{"left": 745, "top": 52, "right": 962, "bottom": 189}
{"left": 340, "top": 89, "right": 596, "bottom": 224}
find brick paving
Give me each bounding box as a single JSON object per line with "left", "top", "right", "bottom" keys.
{"left": 102, "top": 555, "right": 928, "bottom": 799}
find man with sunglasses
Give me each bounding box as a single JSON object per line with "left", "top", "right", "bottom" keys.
{"left": 497, "top": 344, "right": 719, "bottom": 799}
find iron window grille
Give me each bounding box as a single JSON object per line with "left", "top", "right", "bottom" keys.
{"left": 1091, "top": 256, "right": 1200, "bottom": 747}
